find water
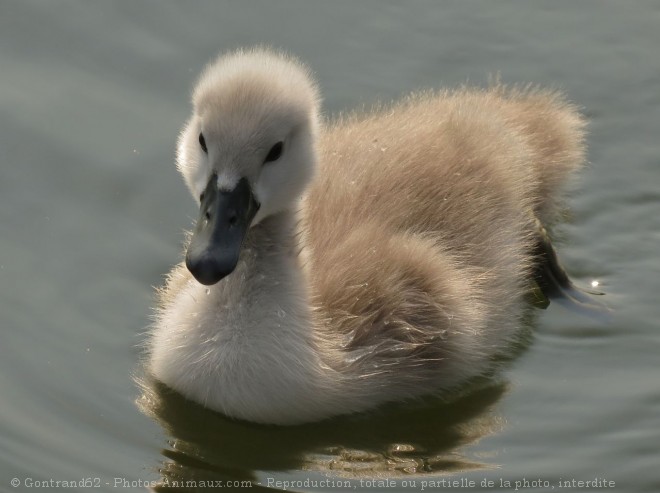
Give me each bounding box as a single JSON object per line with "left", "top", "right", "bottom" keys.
{"left": 1, "top": 1, "right": 659, "bottom": 491}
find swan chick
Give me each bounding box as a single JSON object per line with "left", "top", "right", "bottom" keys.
{"left": 148, "top": 47, "right": 586, "bottom": 425}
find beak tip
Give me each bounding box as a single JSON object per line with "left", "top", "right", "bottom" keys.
{"left": 185, "top": 252, "right": 235, "bottom": 286}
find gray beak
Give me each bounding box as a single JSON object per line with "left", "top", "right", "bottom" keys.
{"left": 185, "top": 175, "right": 260, "bottom": 285}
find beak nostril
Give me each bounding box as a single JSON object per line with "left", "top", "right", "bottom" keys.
{"left": 205, "top": 211, "right": 211, "bottom": 220}
{"left": 228, "top": 212, "right": 238, "bottom": 226}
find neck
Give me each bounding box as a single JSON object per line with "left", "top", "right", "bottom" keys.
{"left": 226, "top": 211, "right": 304, "bottom": 319}
{"left": 243, "top": 210, "right": 297, "bottom": 257}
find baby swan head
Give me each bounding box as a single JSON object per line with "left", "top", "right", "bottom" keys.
{"left": 176, "top": 48, "right": 320, "bottom": 285}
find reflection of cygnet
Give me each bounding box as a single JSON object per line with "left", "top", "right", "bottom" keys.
{"left": 148, "top": 47, "right": 586, "bottom": 425}
{"left": 136, "top": 376, "right": 506, "bottom": 481}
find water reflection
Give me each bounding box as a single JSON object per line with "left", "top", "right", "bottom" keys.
{"left": 136, "top": 374, "right": 508, "bottom": 491}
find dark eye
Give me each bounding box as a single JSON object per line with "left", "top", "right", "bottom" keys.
{"left": 199, "top": 133, "right": 208, "bottom": 153}
{"left": 264, "top": 141, "right": 283, "bottom": 163}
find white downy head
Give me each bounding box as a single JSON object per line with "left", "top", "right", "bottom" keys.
{"left": 177, "top": 47, "right": 321, "bottom": 225}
